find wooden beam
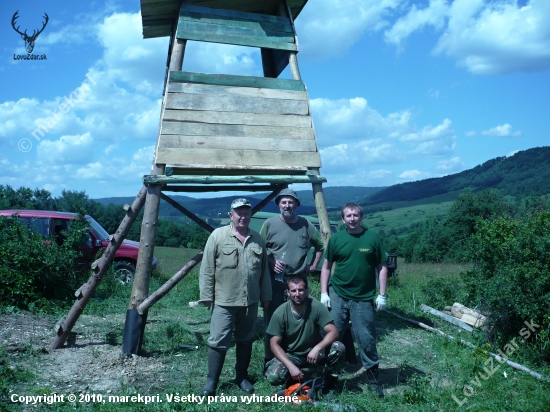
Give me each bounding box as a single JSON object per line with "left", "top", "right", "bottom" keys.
{"left": 50, "top": 186, "right": 148, "bottom": 349}
{"left": 162, "top": 184, "right": 277, "bottom": 192}
{"left": 137, "top": 251, "right": 204, "bottom": 315}
{"left": 165, "top": 92, "right": 309, "bottom": 115}
{"left": 163, "top": 109, "right": 312, "bottom": 128}
{"left": 169, "top": 71, "right": 305, "bottom": 91}
{"left": 166, "top": 82, "right": 307, "bottom": 100}
{"left": 158, "top": 135, "right": 316, "bottom": 152}
{"left": 156, "top": 147, "right": 321, "bottom": 168}
{"left": 160, "top": 193, "right": 215, "bottom": 233}
{"left": 251, "top": 186, "right": 286, "bottom": 215}
{"left": 159, "top": 122, "right": 314, "bottom": 139}
{"left": 421, "top": 304, "right": 474, "bottom": 332}
{"left": 144, "top": 174, "right": 327, "bottom": 185}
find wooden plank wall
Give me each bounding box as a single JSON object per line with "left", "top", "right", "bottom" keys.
{"left": 176, "top": 4, "right": 296, "bottom": 51}
{"left": 155, "top": 71, "right": 321, "bottom": 170}
{"left": 140, "top": 0, "right": 308, "bottom": 39}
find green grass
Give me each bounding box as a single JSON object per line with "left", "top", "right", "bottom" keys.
{"left": 3, "top": 250, "right": 550, "bottom": 411}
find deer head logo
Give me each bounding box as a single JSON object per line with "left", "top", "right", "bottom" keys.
{"left": 11, "top": 11, "right": 49, "bottom": 54}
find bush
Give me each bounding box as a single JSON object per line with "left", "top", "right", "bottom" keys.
{"left": 0, "top": 216, "right": 88, "bottom": 311}
{"left": 463, "top": 210, "right": 550, "bottom": 361}
{"left": 421, "top": 275, "right": 465, "bottom": 310}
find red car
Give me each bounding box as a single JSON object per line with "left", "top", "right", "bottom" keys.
{"left": 0, "top": 209, "right": 157, "bottom": 284}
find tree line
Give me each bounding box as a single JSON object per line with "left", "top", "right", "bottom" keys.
{"left": 0, "top": 185, "right": 209, "bottom": 249}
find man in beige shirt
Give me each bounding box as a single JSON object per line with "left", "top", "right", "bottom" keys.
{"left": 199, "top": 198, "right": 271, "bottom": 396}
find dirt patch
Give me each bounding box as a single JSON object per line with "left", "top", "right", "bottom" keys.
{"left": 1, "top": 312, "right": 166, "bottom": 395}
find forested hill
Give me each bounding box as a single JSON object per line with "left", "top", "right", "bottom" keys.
{"left": 361, "top": 146, "right": 550, "bottom": 206}
{"left": 95, "top": 186, "right": 384, "bottom": 218}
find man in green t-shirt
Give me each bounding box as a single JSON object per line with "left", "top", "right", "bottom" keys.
{"left": 265, "top": 276, "right": 345, "bottom": 392}
{"left": 260, "top": 188, "right": 325, "bottom": 366}
{"left": 320, "top": 202, "right": 388, "bottom": 398}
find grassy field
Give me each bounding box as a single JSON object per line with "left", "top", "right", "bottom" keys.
{"left": 2, "top": 248, "right": 549, "bottom": 411}
{"left": 327, "top": 201, "right": 454, "bottom": 236}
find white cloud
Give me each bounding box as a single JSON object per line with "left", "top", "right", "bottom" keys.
{"left": 465, "top": 130, "right": 477, "bottom": 137}
{"left": 481, "top": 123, "right": 523, "bottom": 137}
{"left": 399, "top": 118, "right": 456, "bottom": 156}
{"left": 37, "top": 132, "right": 94, "bottom": 165}
{"left": 184, "top": 42, "right": 261, "bottom": 76}
{"left": 384, "top": 0, "right": 449, "bottom": 49}
{"left": 311, "top": 97, "right": 412, "bottom": 145}
{"left": 399, "top": 169, "right": 432, "bottom": 180}
{"left": 296, "top": 0, "right": 402, "bottom": 59}
{"left": 507, "top": 149, "right": 520, "bottom": 157}
{"left": 385, "top": 0, "right": 550, "bottom": 74}
{"left": 436, "top": 156, "right": 465, "bottom": 173}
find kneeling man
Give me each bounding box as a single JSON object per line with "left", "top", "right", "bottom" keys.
{"left": 265, "top": 276, "right": 345, "bottom": 391}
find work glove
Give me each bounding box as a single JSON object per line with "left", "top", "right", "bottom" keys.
{"left": 320, "top": 293, "right": 331, "bottom": 308}
{"left": 375, "top": 294, "right": 387, "bottom": 311}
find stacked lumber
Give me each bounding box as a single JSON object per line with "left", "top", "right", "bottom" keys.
{"left": 445, "top": 303, "right": 487, "bottom": 327}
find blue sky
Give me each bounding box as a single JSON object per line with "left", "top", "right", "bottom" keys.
{"left": 1, "top": 0, "right": 549, "bottom": 199}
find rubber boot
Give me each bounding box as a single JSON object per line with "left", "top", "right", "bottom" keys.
{"left": 200, "top": 347, "right": 226, "bottom": 396}
{"left": 235, "top": 343, "right": 254, "bottom": 394}
{"left": 366, "top": 366, "right": 384, "bottom": 398}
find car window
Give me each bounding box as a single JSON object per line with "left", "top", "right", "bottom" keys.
{"left": 18, "top": 217, "right": 51, "bottom": 237}
{"left": 85, "top": 216, "right": 109, "bottom": 241}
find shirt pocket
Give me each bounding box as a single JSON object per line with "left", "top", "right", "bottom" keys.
{"left": 220, "top": 247, "right": 238, "bottom": 269}
{"left": 249, "top": 246, "right": 263, "bottom": 269}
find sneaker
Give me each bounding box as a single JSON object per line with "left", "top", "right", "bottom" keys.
{"left": 366, "top": 366, "right": 384, "bottom": 398}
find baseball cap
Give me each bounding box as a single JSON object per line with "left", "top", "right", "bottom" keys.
{"left": 231, "top": 198, "right": 252, "bottom": 209}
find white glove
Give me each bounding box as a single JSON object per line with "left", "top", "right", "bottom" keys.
{"left": 320, "top": 293, "right": 331, "bottom": 308}
{"left": 375, "top": 294, "right": 387, "bottom": 311}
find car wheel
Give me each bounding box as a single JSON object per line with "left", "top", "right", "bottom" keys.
{"left": 113, "top": 261, "right": 136, "bottom": 285}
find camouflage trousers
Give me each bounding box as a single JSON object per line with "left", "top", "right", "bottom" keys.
{"left": 265, "top": 341, "right": 346, "bottom": 386}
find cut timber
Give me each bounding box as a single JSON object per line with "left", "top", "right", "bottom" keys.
{"left": 451, "top": 302, "right": 487, "bottom": 327}
{"left": 165, "top": 93, "right": 309, "bottom": 115}
{"left": 169, "top": 71, "right": 305, "bottom": 90}
{"left": 160, "top": 122, "right": 314, "bottom": 139}
{"left": 162, "top": 109, "right": 312, "bottom": 128}
{"left": 420, "top": 304, "right": 473, "bottom": 332}
{"left": 158, "top": 135, "right": 316, "bottom": 152}
{"left": 156, "top": 148, "right": 321, "bottom": 168}
{"left": 143, "top": 174, "right": 327, "bottom": 185}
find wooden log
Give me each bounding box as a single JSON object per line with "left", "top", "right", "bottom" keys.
{"left": 160, "top": 193, "right": 215, "bottom": 233}
{"left": 169, "top": 71, "right": 305, "bottom": 91}
{"left": 144, "top": 174, "right": 327, "bottom": 185}
{"left": 137, "top": 251, "right": 204, "bottom": 315}
{"left": 383, "top": 309, "right": 550, "bottom": 383}
{"left": 129, "top": 184, "right": 162, "bottom": 310}
{"left": 162, "top": 184, "right": 277, "bottom": 193}
{"left": 421, "top": 304, "right": 473, "bottom": 332}
{"left": 50, "top": 185, "right": 148, "bottom": 349}
{"left": 162, "top": 109, "right": 312, "bottom": 128}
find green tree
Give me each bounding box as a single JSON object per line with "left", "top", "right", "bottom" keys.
{"left": 463, "top": 210, "right": 550, "bottom": 360}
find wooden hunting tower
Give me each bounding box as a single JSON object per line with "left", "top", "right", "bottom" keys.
{"left": 127, "top": 0, "right": 331, "bottom": 353}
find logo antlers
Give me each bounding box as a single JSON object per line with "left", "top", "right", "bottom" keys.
{"left": 11, "top": 11, "right": 49, "bottom": 54}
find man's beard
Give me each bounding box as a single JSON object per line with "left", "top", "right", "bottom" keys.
{"left": 281, "top": 209, "right": 295, "bottom": 218}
